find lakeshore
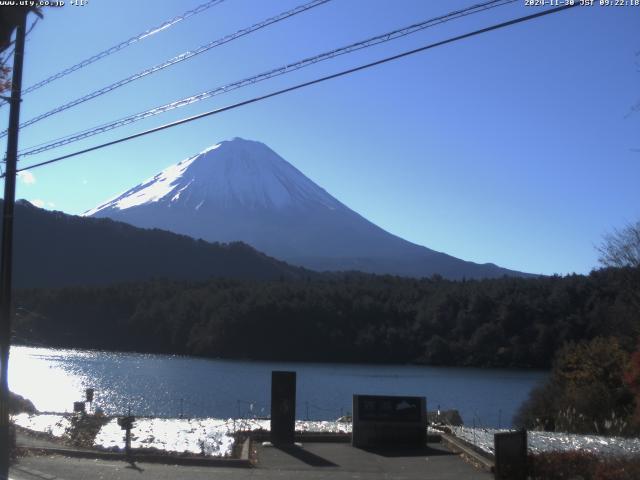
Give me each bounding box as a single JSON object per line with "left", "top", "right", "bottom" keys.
{"left": 12, "top": 411, "right": 640, "bottom": 459}
{"left": 9, "top": 346, "right": 546, "bottom": 428}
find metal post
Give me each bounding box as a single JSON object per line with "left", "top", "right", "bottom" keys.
{"left": 0, "top": 11, "right": 27, "bottom": 478}
{"left": 125, "top": 427, "right": 131, "bottom": 458}
{"left": 473, "top": 416, "right": 476, "bottom": 446}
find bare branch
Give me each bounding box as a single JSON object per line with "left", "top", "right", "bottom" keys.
{"left": 598, "top": 220, "right": 640, "bottom": 269}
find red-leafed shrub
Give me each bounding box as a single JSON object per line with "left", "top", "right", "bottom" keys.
{"left": 623, "top": 344, "right": 640, "bottom": 427}
{"left": 529, "top": 451, "right": 595, "bottom": 479}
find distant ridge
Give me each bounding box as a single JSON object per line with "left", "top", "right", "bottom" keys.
{"left": 87, "top": 137, "right": 532, "bottom": 280}
{"left": 2, "top": 200, "right": 307, "bottom": 288}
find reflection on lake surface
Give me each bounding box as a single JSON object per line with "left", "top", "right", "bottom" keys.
{"left": 10, "top": 345, "right": 547, "bottom": 427}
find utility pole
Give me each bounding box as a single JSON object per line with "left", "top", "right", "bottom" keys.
{"left": 0, "top": 10, "right": 27, "bottom": 479}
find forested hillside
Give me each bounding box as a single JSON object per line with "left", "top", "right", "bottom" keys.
{"left": 1, "top": 200, "right": 309, "bottom": 287}
{"left": 13, "top": 267, "right": 638, "bottom": 368}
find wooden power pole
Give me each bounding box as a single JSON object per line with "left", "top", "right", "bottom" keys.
{"left": 0, "top": 9, "right": 27, "bottom": 478}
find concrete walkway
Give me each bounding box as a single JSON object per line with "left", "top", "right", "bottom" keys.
{"left": 15, "top": 430, "right": 90, "bottom": 451}
{"left": 10, "top": 441, "right": 491, "bottom": 480}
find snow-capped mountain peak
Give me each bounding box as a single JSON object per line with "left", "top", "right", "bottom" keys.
{"left": 85, "top": 138, "right": 340, "bottom": 216}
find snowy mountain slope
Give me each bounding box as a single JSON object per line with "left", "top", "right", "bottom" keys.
{"left": 86, "top": 137, "right": 528, "bottom": 279}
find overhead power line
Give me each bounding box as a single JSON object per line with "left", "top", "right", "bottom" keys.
{"left": 0, "top": 0, "right": 226, "bottom": 106}
{"left": 17, "top": 0, "right": 516, "bottom": 158}
{"left": 9, "top": 3, "right": 579, "bottom": 177}
{"left": 0, "top": 0, "right": 331, "bottom": 138}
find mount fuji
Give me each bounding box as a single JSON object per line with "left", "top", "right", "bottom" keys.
{"left": 86, "top": 137, "right": 527, "bottom": 279}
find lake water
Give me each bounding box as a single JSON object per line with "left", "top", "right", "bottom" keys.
{"left": 9, "top": 346, "right": 546, "bottom": 428}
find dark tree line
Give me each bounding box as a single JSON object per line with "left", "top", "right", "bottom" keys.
{"left": 514, "top": 337, "right": 639, "bottom": 436}
{"left": 12, "top": 266, "right": 639, "bottom": 369}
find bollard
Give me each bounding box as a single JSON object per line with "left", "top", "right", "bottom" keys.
{"left": 494, "top": 429, "right": 527, "bottom": 480}
{"left": 85, "top": 388, "right": 94, "bottom": 413}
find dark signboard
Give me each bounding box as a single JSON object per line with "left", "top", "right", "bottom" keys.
{"left": 117, "top": 416, "right": 136, "bottom": 431}
{"left": 352, "top": 394, "right": 426, "bottom": 448}
{"left": 271, "top": 371, "right": 296, "bottom": 445}
{"left": 357, "top": 395, "right": 422, "bottom": 422}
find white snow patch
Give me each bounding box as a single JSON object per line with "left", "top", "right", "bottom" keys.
{"left": 15, "top": 413, "right": 353, "bottom": 458}
{"left": 93, "top": 417, "right": 351, "bottom": 456}
{"left": 171, "top": 180, "right": 193, "bottom": 202}
{"left": 111, "top": 156, "right": 198, "bottom": 210}
{"left": 95, "top": 417, "right": 235, "bottom": 457}
{"left": 12, "top": 413, "right": 71, "bottom": 437}
{"left": 449, "top": 426, "right": 640, "bottom": 457}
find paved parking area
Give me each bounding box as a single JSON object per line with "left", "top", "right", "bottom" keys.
{"left": 256, "top": 441, "right": 492, "bottom": 479}
{"left": 10, "top": 441, "right": 491, "bottom": 480}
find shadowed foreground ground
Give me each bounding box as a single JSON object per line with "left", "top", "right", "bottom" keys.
{"left": 11, "top": 442, "right": 491, "bottom": 480}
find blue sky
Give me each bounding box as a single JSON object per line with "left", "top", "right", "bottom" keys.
{"left": 2, "top": 0, "right": 638, "bottom": 276}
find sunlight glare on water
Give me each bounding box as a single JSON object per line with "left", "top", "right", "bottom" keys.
{"left": 9, "top": 346, "right": 90, "bottom": 412}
